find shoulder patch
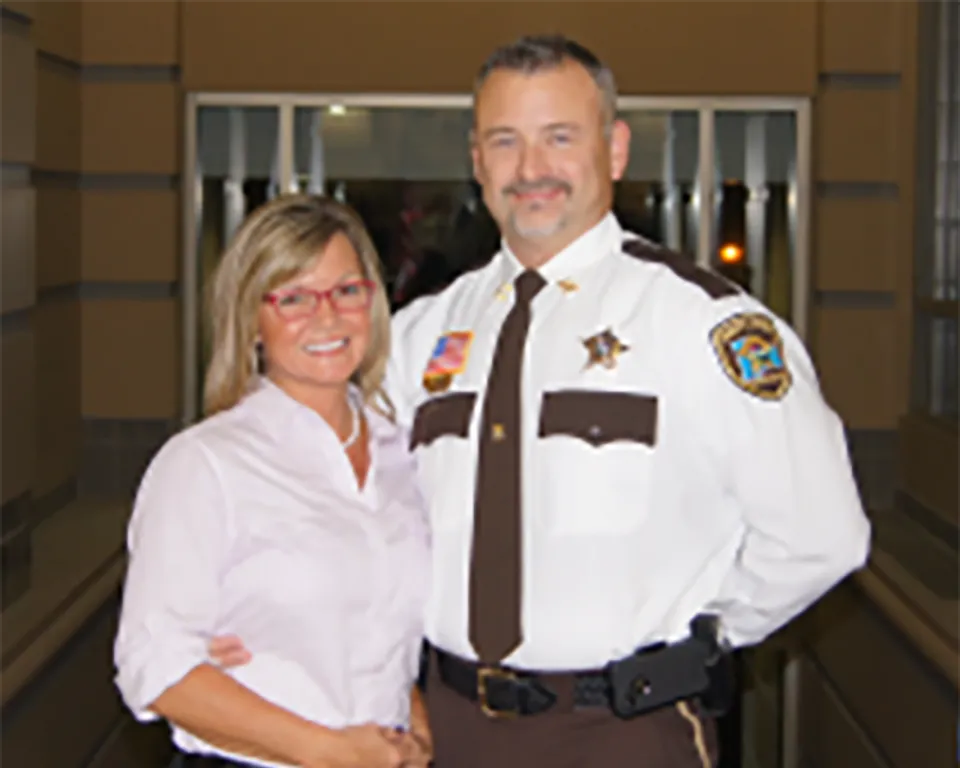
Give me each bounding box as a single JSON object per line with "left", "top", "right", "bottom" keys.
{"left": 621, "top": 239, "right": 739, "bottom": 300}
{"left": 709, "top": 312, "right": 792, "bottom": 400}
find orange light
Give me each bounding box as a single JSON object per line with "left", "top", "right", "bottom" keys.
{"left": 719, "top": 244, "right": 744, "bottom": 264}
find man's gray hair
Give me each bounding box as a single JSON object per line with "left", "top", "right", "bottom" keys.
{"left": 474, "top": 35, "right": 618, "bottom": 129}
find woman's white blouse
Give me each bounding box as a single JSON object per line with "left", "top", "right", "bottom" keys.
{"left": 113, "top": 380, "right": 431, "bottom": 766}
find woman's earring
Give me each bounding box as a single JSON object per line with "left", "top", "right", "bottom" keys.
{"left": 251, "top": 340, "right": 264, "bottom": 374}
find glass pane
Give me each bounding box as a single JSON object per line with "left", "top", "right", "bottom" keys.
{"left": 934, "top": 212, "right": 960, "bottom": 301}
{"left": 616, "top": 110, "right": 699, "bottom": 257}
{"left": 292, "top": 105, "right": 492, "bottom": 310}
{"left": 931, "top": 316, "right": 959, "bottom": 420}
{"left": 194, "top": 106, "right": 280, "bottom": 405}
{"left": 715, "top": 111, "right": 798, "bottom": 321}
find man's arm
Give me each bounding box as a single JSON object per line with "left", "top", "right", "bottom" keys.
{"left": 150, "top": 665, "right": 348, "bottom": 766}
{"left": 395, "top": 685, "right": 433, "bottom": 768}
{"left": 691, "top": 300, "right": 872, "bottom": 647}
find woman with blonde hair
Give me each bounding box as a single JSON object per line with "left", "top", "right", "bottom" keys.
{"left": 113, "top": 195, "right": 432, "bottom": 768}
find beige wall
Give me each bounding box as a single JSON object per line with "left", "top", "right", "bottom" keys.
{"left": 180, "top": 1, "right": 818, "bottom": 95}
{"left": 34, "top": 3, "right": 82, "bottom": 504}
{"left": 1, "top": 2, "right": 38, "bottom": 608}
{"left": 1, "top": 0, "right": 182, "bottom": 508}
{"left": 812, "top": 1, "right": 918, "bottom": 432}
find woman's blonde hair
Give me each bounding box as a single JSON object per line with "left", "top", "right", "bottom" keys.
{"left": 203, "top": 194, "right": 393, "bottom": 418}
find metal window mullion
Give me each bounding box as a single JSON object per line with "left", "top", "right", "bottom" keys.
{"left": 696, "top": 107, "right": 715, "bottom": 269}
{"left": 791, "top": 100, "right": 813, "bottom": 342}
{"left": 308, "top": 108, "right": 326, "bottom": 195}
{"left": 182, "top": 94, "right": 199, "bottom": 425}
{"left": 279, "top": 100, "right": 296, "bottom": 194}
{"left": 224, "top": 107, "right": 247, "bottom": 243}
{"left": 744, "top": 114, "right": 768, "bottom": 298}
{"left": 661, "top": 114, "right": 682, "bottom": 251}
{"left": 935, "top": 0, "right": 960, "bottom": 299}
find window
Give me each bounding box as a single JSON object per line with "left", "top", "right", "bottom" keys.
{"left": 183, "top": 96, "right": 811, "bottom": 423}
{"left": 915, "top": 0, "right": 959, "bottom": 421}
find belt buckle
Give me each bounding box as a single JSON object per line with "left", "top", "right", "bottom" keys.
{"left": 477, "top": 665, "right": 518, "bottom": 719}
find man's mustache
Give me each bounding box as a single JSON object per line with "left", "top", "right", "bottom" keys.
{"left": 503, "top": 178, "right": 572, "bottom": 197}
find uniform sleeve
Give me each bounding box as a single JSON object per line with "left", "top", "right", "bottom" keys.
{"left": 385, "top": 297, "right": 438, "bottom": 431}
{"left": 113, "top": 434, "right": 231, "bottom": 721}
{"left": 691, "top": 298, "right": 871, "bottom": 648}
{"left": 385, "top": 311, "right": 417, "bottom": 431}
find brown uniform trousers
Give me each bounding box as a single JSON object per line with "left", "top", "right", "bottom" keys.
{"left": 425, "top": 661, "right": 719, "bottom": 768}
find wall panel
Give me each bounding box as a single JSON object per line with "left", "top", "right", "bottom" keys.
{"left": 35, "top": 187, "right": 82, "bottom": 289}
{"left": 181, "top": 0, "right": 818, "bottom": 95}
{"left": 1, "top": 15, "right": 36, "bottom": 163}
{"left": 820, "top": 0, "right": 904, "bottom": 74}
{"left": 80, "top": 190, "right": 179, "bottom": 282}
{"left": 33, "top": 299, "right": 81, "bottom": 496}
{"left": 813, "top": 307, "right": 900, "bottom": 430}
{"left": 1, "top": 330, "right": 36, "bottom": 504}
{"left": 81, "top": 0, "right": 179, "bottom": 66}
{"left": 2, "top": 1, "right": 34, "bottom": 18}
{"left": 31, "top": 0, "right": 80, "bottom": 63}
{"left": 1, "top": 187, "right": 36, "bottom": 314}
{"left": 81, "top": 299, "right": 179, "bottom": 419}
{"left": 814, "top": 198, "right": 900, "bottom": 293}
{"left": 80, "top": 82, "right": 179, "bottom": 174}
{"left": 35, "top": 60, "right": 82, "bottom": 173}
{"left": 816, "top": 88, "right": 902, "bottom": 184}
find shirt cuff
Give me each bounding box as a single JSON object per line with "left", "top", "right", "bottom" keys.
{"left": 116, "top": 638, "right": 210, "bottom": 722}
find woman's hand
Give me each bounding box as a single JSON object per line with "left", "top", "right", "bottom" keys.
{"left": 207, "top": 634, "right": 252, "bottom": 668}
{"left": 397, "top": 729, "right": 433, "bottom": 767}
{"left": 405, "top": 685, "right": 433, "bottom": 766}
{"left": 305, "top": 724, "right": 405, "bottom": 768}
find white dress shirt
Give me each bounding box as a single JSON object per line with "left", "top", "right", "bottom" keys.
{"left": 386, "top": 212, "right": 871, "bottom": 672}
{"left": 114, "top": 379, "right": 430, "bottom": 767}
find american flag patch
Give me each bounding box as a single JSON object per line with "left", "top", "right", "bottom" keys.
{"left": 424, "top": 331, "right": 474, "bottom": 378}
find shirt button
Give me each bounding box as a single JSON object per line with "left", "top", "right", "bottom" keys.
{"left": 588, "top": 425, "right": 602, "bottom": 438}
{"left": 492, "top": 424, "right": 506, "bottom": 441}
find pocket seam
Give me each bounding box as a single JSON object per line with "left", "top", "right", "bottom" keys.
{"left": 538, "top": 389, "right": 658, "bottom": 448}
{"left": 409, "top": 392, "right": 477, "bottom": 450}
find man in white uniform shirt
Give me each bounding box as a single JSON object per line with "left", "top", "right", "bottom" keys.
{"left": 386, "top": 35, "right": 870, "bottom": 767}
{"left": 211, "top": 35, "right": 871, "bottom": 767}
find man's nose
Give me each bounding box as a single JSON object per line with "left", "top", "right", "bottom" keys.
{"left": 517, "top": 143, "right": 549, "bottom": 181}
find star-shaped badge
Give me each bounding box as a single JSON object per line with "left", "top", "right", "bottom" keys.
{"left": 583, "top": 328, "right": 629, "bottom": 370}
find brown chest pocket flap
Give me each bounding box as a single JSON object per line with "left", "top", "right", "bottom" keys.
{"left": 410, "top": 392, "right": 477, "bottom": 450}
{"left": 539, "top": 390, "right": 658, "bottom": 448}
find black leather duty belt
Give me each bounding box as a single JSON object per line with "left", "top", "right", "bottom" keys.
{"left": 435, "top": 646, "right": 600, "bottom": 718}
{"left": 432, "top": 619, "right": 730, "bottom": 721}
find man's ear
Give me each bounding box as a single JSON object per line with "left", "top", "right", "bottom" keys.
{"left": 469, "top": 129, "right": 485, "bottom": 185}
{"left": 608, "top": 119, "right": 631, "bottom": 181}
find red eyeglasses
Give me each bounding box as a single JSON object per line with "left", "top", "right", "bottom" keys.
{"left": 263, "top": 279, "right": 376, "bottom": 320}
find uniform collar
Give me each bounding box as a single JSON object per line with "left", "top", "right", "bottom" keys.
{"left": 497, "top": 211, "right": 623, "bottom": 291}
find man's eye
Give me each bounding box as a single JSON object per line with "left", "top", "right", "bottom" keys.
{"left": 550, "top": 132, "right": 572, "bottom": 145}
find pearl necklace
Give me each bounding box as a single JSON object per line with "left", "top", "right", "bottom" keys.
{"left": 341, "top": 396, "right": 361, "bottom": 450}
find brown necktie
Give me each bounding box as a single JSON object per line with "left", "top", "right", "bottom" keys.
{"left": 469, "top": 269, "right": 546, "bottom": 663}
